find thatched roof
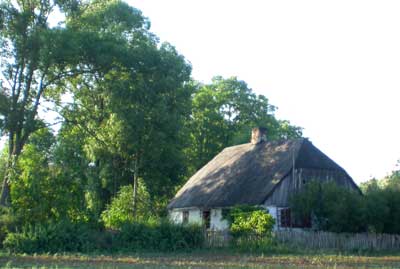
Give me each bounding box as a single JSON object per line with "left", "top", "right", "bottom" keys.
{"left": 168, "top": 138, "right": 356, "bottom": 209}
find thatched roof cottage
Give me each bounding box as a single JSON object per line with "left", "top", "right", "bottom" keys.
{"left": 168, "top": 127, "right": 360, "bottom": 230}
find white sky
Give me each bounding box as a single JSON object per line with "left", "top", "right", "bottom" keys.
{"left": 127, "top": 0, "right": 400, "bottom": 183}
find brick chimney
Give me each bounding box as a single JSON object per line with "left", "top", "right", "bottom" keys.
{"left": 251, "top": 127, "right": 267, "bottom": 145}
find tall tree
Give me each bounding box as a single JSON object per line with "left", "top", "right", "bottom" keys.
{"left": 0, "top": 0, "right": 151, "bottom": 206}
{"left": 0, "top": 0, "right": 82, "bottom": 205}
{"left": 57, "top": 1, "right": 192, "bottom": 217}
{"left": 186, "top": 76, "right": 302, "bottom": 174}
{"left": 106, "top": 43, "right": 192, "bottom": 216}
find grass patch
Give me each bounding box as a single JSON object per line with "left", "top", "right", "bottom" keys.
{"left": 2, "top": 250, "right": 400, "bottom": 268}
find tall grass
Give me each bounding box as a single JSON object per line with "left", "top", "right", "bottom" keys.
{"left": 4, "top": 220, "right": 204, "bottom": 254}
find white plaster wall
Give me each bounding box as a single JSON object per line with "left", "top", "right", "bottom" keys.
{"left": 264, "top": 205, "right": 279, "bottom": 230}
{"left": 210, "top": 209, "right": 229, "bottom": 231}
{"left": 168, "top": 209, "right": 203, "bottom": 225}
{"left": 169, "top": 210, "right": 183, "bottom": 224}
{"left": 188, "top": 209, "right": 202, "bottom": 224}
{"left": 171, "top": 206, "right": 281, "bottom": 231}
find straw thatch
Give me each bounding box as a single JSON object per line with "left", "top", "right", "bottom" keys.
{"left": 168, "top": 138, "right": 358, "bottom": 209}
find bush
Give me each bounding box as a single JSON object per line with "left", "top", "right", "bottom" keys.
{"left": 4, "top": 220, "right": 101, "bottom": 253}
{"left": 222, "top": 205, "right": 275, "bottom": 250}
{"left": 114, "top": 220, "right": 204, "bottom": 252}
{"left": 224, "top": 205, "right": 275, "bottom": 238}
{"left": 4, "top": 219, "right": 204, "bottom": 253}
{"left": 0, "top": 207, "right": 17, "bottom": 247}
{"left": 290, "top": 181, "right": 366, "bottom": 233}
{"left": 101, "top": 184, "right": 152, "bottom": 229}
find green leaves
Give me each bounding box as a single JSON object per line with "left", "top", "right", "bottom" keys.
{"left": 101, "top": 183, "right": 151, "bottom": 229}
{"left": 224, "top": 205, "right": 275, "bottom": 238}
{"left": 290, "top": 181, "right": 366, "bottom": 233}
{"left": 1, "top": 0, "right": 305, "bottom": 228}
{"left": 186, "top": 76, "right": 302, "bottom": 174}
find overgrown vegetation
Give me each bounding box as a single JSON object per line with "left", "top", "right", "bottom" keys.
{"left": 4, "top": 220, "right": 204, "bottom": 253}
{"left": 291, "top": 170, "right": 400, "bottom": 234}
{"left": 222, "top": 205, "right": 275, "bottom": 251}
{"left": 223, "top": 205, "right": 275, "bottom": 238}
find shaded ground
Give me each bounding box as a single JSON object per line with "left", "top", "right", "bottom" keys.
{"left": 2, "top": 251, "right": 400, "bottom": 268}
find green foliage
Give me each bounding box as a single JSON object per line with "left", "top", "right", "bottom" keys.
{"left": 4, "top": 219, "right": 204, "bottom": 253}
{"left": 3, "top": 220, "right": 101, "bottom": 253}
{"left": 290, "top": 181, "right": 366, "bottom": 233}
{"left": 291, "top": 169, "right": 400, "bottom": 235}
{"left": 0, "top": 147, "right": 7, "bottom": 187}
{"left": 56, "top": 0, "right": 193, "bottom": 220}
{"left": 223, "top": 205, "right": 275, "bottom": 238}
{"left": 231, "top": 210, "right": 275, "bottom": 237}
{"left": 101, "top": 184, "right": 151, "bottom": 229}
{"left": 115, "top": 220, "right": 204, "bottom": 252}
{"left": 362, "top": 169, "right": 400, "bottom": 234}
{"left": 11, "top": 128, "right": 57, "bottom": 224}
{"left": 1, "top": 0, "right": 306, "bottom": 254}
{"left": 0, "top": 207, "right": 17, "bottom": 247}
{"left": 185, "top": 77, "right": 302, "bottom": 174}
{"left": 0, "top": 0, "right": 86, "bottom": 204}
{"left": 10, "top": 127, "right": 83, "bottom": 224}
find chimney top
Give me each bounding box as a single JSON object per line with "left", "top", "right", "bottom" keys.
{"left": 251, "top": 127, "right": 267, "bottom": 145}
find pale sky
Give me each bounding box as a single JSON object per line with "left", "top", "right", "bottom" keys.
{"left": 127, "top": 0, "right": 400, "bottom": 183}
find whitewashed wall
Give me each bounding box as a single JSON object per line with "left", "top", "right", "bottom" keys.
{"left": 210, "top": 208, "right": 229, "bottom": 230}
{"left": 188, "top": 209, "right": 202, "bottom": 224}
{"left": 170, "top": 206, "right": 279, "bottom": 231}
{"left": 169, "top": 210, "right": 183, "bottom": 224}
{"left": 169, "top": 208, "right": 229, "bottom": 230}
{"left": 264, "top": 205, "right": 278, "bottom": 230}
{"left": 169, "top": 208, "right": 202, "bottom": 225}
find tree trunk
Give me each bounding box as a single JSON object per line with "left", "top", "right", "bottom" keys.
{"left": 0, "top": 177, "right": 11, "bottom": 207}
{"left": 132, "top": 157, "right": 139, "bottom": 219}
{"left": 0, "top": 136, "right": 15, "bottom": 207}
{"left": 0, "top": 133, "right": 22, "bottom": 207}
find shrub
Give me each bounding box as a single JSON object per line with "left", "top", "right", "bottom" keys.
{"left": 4, "top": 219, "right": 204, "bottom": 253}
{"left": 0, "top": 207, "right": 17, "bottom": 247}
{"left": 101, "top": 184, "right": 151, "bottom": 229}
{"left": 224, "top": 205, "right": 275, "bottom": 238}
{"left": 290, "top": 181, "right": 366, "bottom": 233}
{"left": 114, "top": 219, "right": 204, "bottom": 251}
{"left": 3, "top": 220, "right": 101, "bottom": 253}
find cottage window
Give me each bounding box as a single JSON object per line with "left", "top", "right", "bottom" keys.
{"left": 202, "top": 210, "right": 211, "bottom": 229}
{"left": 279, "top": 208, "right": 291, "bottom": 228}
{"left": 182, "top": 210, "right": 189, "bottom": 224}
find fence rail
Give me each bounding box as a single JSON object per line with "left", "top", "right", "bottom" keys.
{"left": 204, "top": 230, "right": 400, "bottom": 250}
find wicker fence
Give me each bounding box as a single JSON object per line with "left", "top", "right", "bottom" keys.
{"left": 275, "top": 230, "right": 400, "bottom": 251}
{"left": 204, "top": 230, "right": 231, "bottom": 247}
{"left": 205, "top": 230, "right": 400, "bottom": 251}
